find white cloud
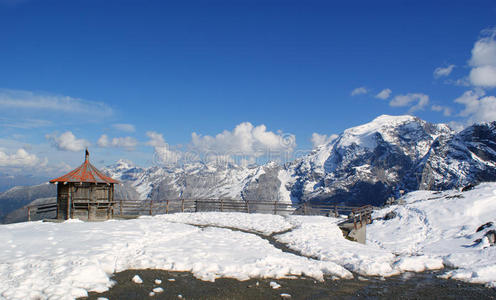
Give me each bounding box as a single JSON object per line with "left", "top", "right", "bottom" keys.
{"left": 146, "top": 131, "right": 166, "bottom": 148}
{"left": 46, "top": 131, "right": 90, "bottom": 152}
{"left": 154, "top": 145, "right": 183, "bottom": 166}
{"left": 469, "top": 66, "right": 496, "bottom": 88}
{"left": 112, "top": 123, "right": 135, "bottom": 133}
{"left": 97, "top": 134, "right": 137, "bottom": 151}
{"left": 469, "top": 28, "right": 496, "bottom": 67}
{"left": 146, "top": 124, "right": 295, "bottom": 167}
{"left": 0, "top": 88, "right": 113, "bottom": 117}
{"left": 110, "top": 137, "right": 137, "bottom": 150}
{"left": 0, "top": 148, "right": 43, "bottom": 168}
{"left": 146, "top": 131, "right": 183, "bottom": 165}
{"left": 375, "top": 88, "right": 392, "bottom": 100}
{"left": 431, "top": 105, "right": 452, "bottom": 116}
{"left": 144, "top": 124, "right": 295, "bottom": 166}
{"left": 390, "top": 93, "right": 429, "bottom": 113}
{"left": 434, "top": 65, "right": 455, "bottom": 78}
{"left": 351, "top": 87, "right": 368, "bottom": 96}
{"left": 0, "top": 118, "right": 52, "bottom": 129}
{"left": 455, "top": 90, "right": 496, "bottom": 123}
{"left": 468, "top": 28, "right": 496, "bottom": 88}
{"left": 444, "top": 77, "right": 471, "bottom": 87}
{"left": 311, "top": 133, "right": 338, "bottom": 148}
{"left": 97, "top": 134, "right": 110, "bottom": 148}
{"left": 191, "top": 122, "right": 296, "bottom": 157}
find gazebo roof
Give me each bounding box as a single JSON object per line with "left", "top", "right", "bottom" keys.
{"left": 49, "top": 150, "right": 119, "bottom": 184}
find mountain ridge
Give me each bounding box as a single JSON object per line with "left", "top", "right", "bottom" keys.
{"left": 2, "top": 115, "right": 496, "bottom": 222}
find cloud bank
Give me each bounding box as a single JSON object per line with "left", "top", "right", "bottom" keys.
{"left": 146, "top": 131, "right": 184, "bottom": 165}
{"left": 46, "top": 131, "right": 91, "bottom": 152}
{"left": 98, "top": 134, "right": 137, "bottom": 151}
{"left": 468, "top": 28, "right": 496, "bottom": 88}
{"left": 191, "top": 122, "right": 296, "bottom": 157}
{"left": 455, "top": 90, "right": 496, "bottom": 123}
{"left": 390, "top": 93, "right": 429, "bottom": 113}
{"left": 0, "top": 148, "right": 43, "bottom": 168}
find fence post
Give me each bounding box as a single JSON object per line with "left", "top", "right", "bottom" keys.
{"left": 274, "top": 201, "right": 277, "bottom": 215}
{"left": 246, "top": 201, "right": 250, "bottom": 213}
{"left": 303, "top": 202, "right": 307, "bottom": 215}
{"left": 181, "top": 199, "right": 184, "bottom": 212}
{"left": 149, "top": 200, "right": 153, "bottom": 216}
{"left": 195, "top": 200, "right": 198, "bottom": 212}
{"left": 220, "top": 198, "right": 224, "bottom": 212}
{"left": 166, "top": 200, "right": 169, "bottom": 214}
{"left": 334, "top": 205, "right": 338, "bottom": 217}
{"left": 27, "top": 206, "right": 31, "bottom": 221}
{"left": 119, "top": 199, "right": 123, "bottom": 216}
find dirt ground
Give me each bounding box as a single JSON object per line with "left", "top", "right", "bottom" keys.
{"left": 85, "top": 269, "right": 496, "bottom": 300}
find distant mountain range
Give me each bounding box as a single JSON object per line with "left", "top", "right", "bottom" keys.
{"left": 1, "top": 115, "right": 495, "bottom": 223}
{"left": 0, "top": 174, "right": 49, "bottom": 193}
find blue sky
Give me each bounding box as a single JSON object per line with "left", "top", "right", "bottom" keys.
{"left": 0, "top": 0, "right": 495, "bottom": 176}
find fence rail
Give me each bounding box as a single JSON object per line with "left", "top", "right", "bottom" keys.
{"left": 26, "top": 199, "right": 373, "bottom": 225}
{"left": 27, "top": 203, "right": 58, "bottom": 221}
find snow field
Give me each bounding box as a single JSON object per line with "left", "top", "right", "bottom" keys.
{"left": 369, "top": 183, "right": 496, "bottom": 286}
{"left": 276, "top": 216, "right": 399, "bottom": 277}
{"left": 0, "top": 214, "right": 349, "bottom": 299}
{"left": 158, "top": 212, "right": 293, "bottom": 235}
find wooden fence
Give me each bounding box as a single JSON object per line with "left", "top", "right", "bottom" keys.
{"left": 26, "top": 199, "right": 373, "bottom": 226}
{"left": 27, "top": 202, "right": 58, "bottom": 221}
{"left": 113, "top": 199, "right": 297, "bottom": 216}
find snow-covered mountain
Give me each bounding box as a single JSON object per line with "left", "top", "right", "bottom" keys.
{"left": 2, "top": 115, "right": 496, "bottom": 222}
{"left": 103, "top": 160, "right": 282, "bottom": 202}
{"left": 285, "top": 115, "right": 453, "bottom": 206}
{"left": 285, "top": 115, "right": 496, "bottom": 206}
{"left": 419, "top": 121, "right": 496, "bottom": 190}
{"left": 102, "top": 115, "right": 495, "bottom": 207}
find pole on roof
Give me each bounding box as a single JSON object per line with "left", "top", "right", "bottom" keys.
{"left": 85, "top": 148, "right": 89, "bottom": 161}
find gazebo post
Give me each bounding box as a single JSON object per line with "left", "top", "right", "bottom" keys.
{"left": 67, "top": 185, "right": 71, "bottom": 220}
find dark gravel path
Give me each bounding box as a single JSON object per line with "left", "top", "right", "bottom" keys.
{"left": 85, "top": 269, "right": 496, "bottom": 300}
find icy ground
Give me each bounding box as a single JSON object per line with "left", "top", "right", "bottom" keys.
{"left": 1, "top": 183, "right": 496, "bottom": 299}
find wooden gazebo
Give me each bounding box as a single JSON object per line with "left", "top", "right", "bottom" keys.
{"left": 49, "top": 149, "right": 119, "bottom": 221}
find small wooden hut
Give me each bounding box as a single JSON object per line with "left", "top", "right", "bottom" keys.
{"left": 49, "top": 149, "right": 119, "bottom": 221}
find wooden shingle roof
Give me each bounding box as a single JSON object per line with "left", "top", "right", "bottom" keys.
{"left": 49, "top": 150, "right": 119, "bottom": 184}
